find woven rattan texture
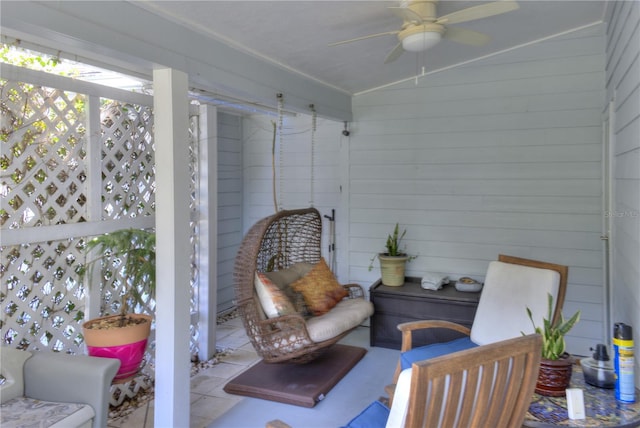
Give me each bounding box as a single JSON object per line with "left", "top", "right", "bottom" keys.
{"left": 233, "top": 208, "right": 352, "bottom": 363}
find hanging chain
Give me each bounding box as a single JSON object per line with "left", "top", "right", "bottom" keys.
{"left": 271, "top": 120, "right": 278, "bottom": 212}
{"left": 277, "top": 93, "right": 284, "bottom": 211}
{"left": 309, "top": 104, "right": 316, "bottom": 208}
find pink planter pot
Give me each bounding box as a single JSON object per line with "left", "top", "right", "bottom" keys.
{"left": 83, "top": 314, "right": 152, "bottom": 383}
{"left": 87, "top": 338, "right": 149, "bottom": 382}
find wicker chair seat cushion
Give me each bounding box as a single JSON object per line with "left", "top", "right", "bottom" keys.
{"left": 255, "top": 273, "right": 297, "bottom": 318}
{"left": 306, "top": 298, "right": 374, "bottom": 343}
{"left": 291, "top": 258, "right": 349, "bottom": 316}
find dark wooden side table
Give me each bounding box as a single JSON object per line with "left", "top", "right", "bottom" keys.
{"left": 369, "top": 277, "right": 481, "bottom": 350}
{"left": 524, "top": 364, "right": 640, "bottom": 427}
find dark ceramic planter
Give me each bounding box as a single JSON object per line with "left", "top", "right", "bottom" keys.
{"left": 535, "top": 353, "right": 573, "bottom": 396}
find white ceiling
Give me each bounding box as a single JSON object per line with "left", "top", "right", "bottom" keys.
{"left": 135, "top": 1, "right": 606, "bottom": 95}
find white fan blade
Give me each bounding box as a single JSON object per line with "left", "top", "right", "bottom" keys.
{"left": 444, "top": 27, "right": 490, "bottom": 46}
{"left": 436, "top": 1, "right": 519, "bottom": 25}
{"left": 388, "top": 6, "right": 423, "bottom": 24}
{"left": 328, "top": 31, "right": 399, "bottom": 47}
{"left": 384, "top": 43, "right": 404, "bottom": 64}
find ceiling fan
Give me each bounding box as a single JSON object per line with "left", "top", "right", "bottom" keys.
{"left": 329, "top": 0, "right": 520, "bottom": 64}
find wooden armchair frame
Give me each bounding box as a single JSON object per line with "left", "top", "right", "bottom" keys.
{"left": 398, "top": 334, "right": 543, "bottom": 428}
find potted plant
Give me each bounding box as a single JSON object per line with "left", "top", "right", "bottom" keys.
{"left": 369, "top": 223, "right": 416, "bottom": 286}
{"left": 525, "top": 293, "right": 581, "bottom": 396}
{"left": 80, "top": 228, "right": 155, "bottom": 383}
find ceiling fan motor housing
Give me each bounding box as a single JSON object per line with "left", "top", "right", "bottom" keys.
{"left": 403, "top": 0, "right": 438, "bottom": 24}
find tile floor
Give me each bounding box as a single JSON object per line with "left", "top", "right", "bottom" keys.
{"left": 107, "top": 316, "right": 262, "bottom": 428}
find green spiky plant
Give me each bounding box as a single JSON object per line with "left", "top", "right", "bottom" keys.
{"left": 385, "top": 223, "right": 406, "bottom": 256}
{"left": 525, "top": 293, "right": 580, "bottom": 360}
{"left": 83, "top": 228, "right": 155, "bottom": 326}
{"left": 368, "top": 223, "right": 416, "bottom": 271}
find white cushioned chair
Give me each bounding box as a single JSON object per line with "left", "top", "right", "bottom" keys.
{"left": 0, "top": 346, "right": 120, "bottom": 428}
{"left": 390, "top": 254, "right": 567, "bottom": 397}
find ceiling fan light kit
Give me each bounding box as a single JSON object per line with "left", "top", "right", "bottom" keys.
{"left": 401, "top": 25, "right": 444, "bottom": 52}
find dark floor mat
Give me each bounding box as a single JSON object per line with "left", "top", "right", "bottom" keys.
{"left": 223, "top": 344, "right": 367, "bottom": 408}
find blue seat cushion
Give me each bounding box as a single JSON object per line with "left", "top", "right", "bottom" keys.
{"left": 342, "top": 400, "right": 390, "bottom": 428}
{"left": 400, "top": 337, "right": 478, "bottom": 371}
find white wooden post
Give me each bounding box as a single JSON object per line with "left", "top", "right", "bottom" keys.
{"left": 85, "top": 94, "right": 103, "bottom": 321}
{"left": 198, "top": 104, "right": 218, "bottom": 360}
{"left": 153, "top": 68, "right": 191, "bottom": 427}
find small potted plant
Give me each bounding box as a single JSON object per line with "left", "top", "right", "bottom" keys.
{"left": 369, "top": 223, "right": 416, "bottom": 286}
{"left": 80, "top": 228, "right": 155, "bottom": 383}
{"left": 525, "top": 293, "right": 581, "bottom": 396}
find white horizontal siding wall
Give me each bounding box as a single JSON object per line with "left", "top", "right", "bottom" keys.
{"left": 217, "top": 112, "right": 243, "bottom": 312}
{"left": 605, "top": 0, "right": 640, "bottom": 386}
{"left": 350, "top": 25, "right": 606, "bottom": 356}
{"left": 242, "top": 114, "right": 349, "bottom": 279}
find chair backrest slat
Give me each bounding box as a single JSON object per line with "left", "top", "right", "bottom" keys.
{"left": 455, "top": 367, "right": 479, "bottom": 426}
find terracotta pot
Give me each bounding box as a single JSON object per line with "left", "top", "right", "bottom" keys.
{"left": 379, "top": 254, "right": 408, "bottom": 286}
{"left": 83, "top": 313, "right": 152, "bottom": 383}
{"left": 535, "top": 353, "right": 573, "bottom": 396}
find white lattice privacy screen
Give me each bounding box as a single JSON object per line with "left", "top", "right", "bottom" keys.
{"left": 0, "top": 64, "right": 201, "bottom": 365}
